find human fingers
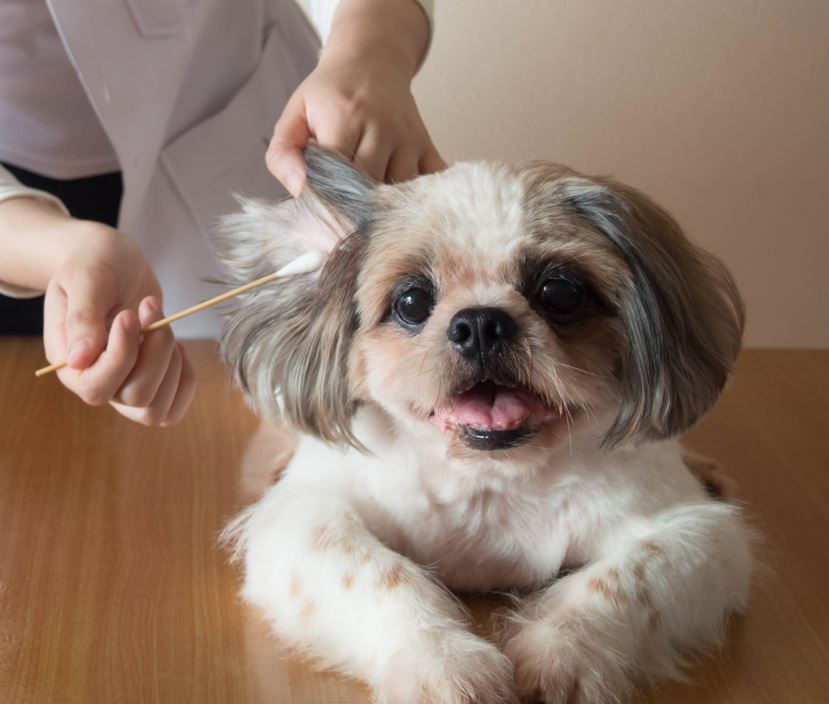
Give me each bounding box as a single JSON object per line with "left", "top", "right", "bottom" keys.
{"left": 160, "top": 344, "right": 197, "bottom": 427}
{"left": 43, "top": 280, "right": 70, "bottom": 366}
{"left": 353, "top": 126, "right": 394, "bottom": 182}
{"left": 112, "top": 296, "right": 175, "bottom": 409}
{"left": 311, "top": 103, "right": 364, "bottom": 165}
{"left": 419, "top": 144, "right": 447, "bottom": 175}
{"left": 267, "top": 93, "right": 311, "bottom": 197}
{"left": 62, "top": 267, "right": 117, "bottom": 370}
{"left": 385, "top": 146, "right": 421, "bottom": 184}
{"left": 57, "top": 309, "right": 140, "bottom": 406}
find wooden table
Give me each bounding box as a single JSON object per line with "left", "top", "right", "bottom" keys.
{"left": 0, "top": 339, "right": 827, "bottom": 704}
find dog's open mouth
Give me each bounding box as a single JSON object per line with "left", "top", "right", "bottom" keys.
{"left": 429, "top": 380, "right": 570, "bottom": 451}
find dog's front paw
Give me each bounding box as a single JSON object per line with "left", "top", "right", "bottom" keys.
{"left": 503, "top": 615, "right": 634, "bottom": 704}
{"left": 374, "top": 630, "right": 517, "bottom": 704}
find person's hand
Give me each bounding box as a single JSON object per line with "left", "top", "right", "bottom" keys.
{"left": 267, "top": 0, "right": 445, "bottom": 195}
{"left": 43, "top": 221, "right": 196, "bottom": 426}
{"left": 268, "top": 54, "right": 444, "bottom": 195}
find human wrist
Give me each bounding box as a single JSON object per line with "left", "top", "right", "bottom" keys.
{"left": 0, "top": 197, "right": 77, "bottom": 292}
{"left": 0, "top": 197, "right": 119, "bottom": 293}
{"left": 320, "top": 36, "right": 416, "bottom": 84}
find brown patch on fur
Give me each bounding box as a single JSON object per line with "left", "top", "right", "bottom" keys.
{"left": 649, "top": 610, "right": 662, "bottom": 631}
{"left": 236, "top": 422, "right": 297, "bottom": 502}
{"left": 682, "top": 450, "right": 738, "bottom": 500}
{"left": 356, "top": 231, "right": 435, "bottom": 328}
{"left": 311, "top": 524, "right": 357, "bottom": 556}
{"left": 635, "top": 584, "right": 655, "bottom": 610}
{"left": 437, "top": 247, "right": 480, "bottom": 288}
{"left": 289, "top": 574, "right": 301, "bottom": 598}
{"left": 632, "top": 559, "right": 647, "bottom": 587}
{"left": 377, "top": 563, "right": 408, "bottom": 591}
{"left": 310, "top": 525, "right": 331, "bottom": 552}
{"left": 630, "top": 541, "right": 667, "bottom": 609}
{"left": 589, "top": 561, "right": 662, "bottom": 617}
{"left": 300, "top": 598, "right": 315, "bottom": 622}
{"left": 351, "top": 327, "right": 421, "bottom": 407}
{"left": 588, "top": 576, "right": 626, "bottom": 606}
{"left": 642, "top": 540, "right": 666, "bottom": 558}
{"left": 341, "top": 573, "right": 355, "bottom": 590}
{"left": 265, "top": 456, "right": 293, "bottom": 486}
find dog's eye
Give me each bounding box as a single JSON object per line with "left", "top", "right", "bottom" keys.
{"left": 394, "top": 287, "right": 434, "bottom": 327}
{"left": 536, "top": 274, "right": 586, "bottom": 324}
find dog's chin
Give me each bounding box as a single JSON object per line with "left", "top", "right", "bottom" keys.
{"left": 427, "top": 380, "right": 577, "bottom": 452}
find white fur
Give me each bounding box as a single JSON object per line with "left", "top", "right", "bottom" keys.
{"left": 226, "top": 404, "right": 752, "bottom": 703}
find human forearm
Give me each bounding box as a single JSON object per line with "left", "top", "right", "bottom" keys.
{"left": 321, "top": 0, "right": 431, "bottom": 82}
{"left": 0, "top": 197, "right": 91, "bottom": 294}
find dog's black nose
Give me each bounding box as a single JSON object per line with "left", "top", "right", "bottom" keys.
{"left": 447, "top": 307, "right": 517, "bottom": 360}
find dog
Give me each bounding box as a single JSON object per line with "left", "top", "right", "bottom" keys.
{"left": 217, "top": 146, "right": 752, "bottom": 704}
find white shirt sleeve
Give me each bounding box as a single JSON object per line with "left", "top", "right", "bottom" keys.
{"left": 0, "top": 162, "right": 69, "bottom": 298}
{"left": 307, "top": 0, "right": 434, "bottom": 43}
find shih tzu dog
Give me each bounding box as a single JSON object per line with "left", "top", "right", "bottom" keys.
{"left": 218, "top": 146, "right": 752, "bottom": 704}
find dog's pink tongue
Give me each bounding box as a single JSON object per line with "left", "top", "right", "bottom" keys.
{"left": 432, "top": 384, "right": 541, "bottom": 432}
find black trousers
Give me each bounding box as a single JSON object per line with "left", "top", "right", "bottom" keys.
{"left": 0, "top": 162, "right": 123, "bottom": 335}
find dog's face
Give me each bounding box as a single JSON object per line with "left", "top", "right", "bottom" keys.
{"left": 218, "top": 147, "right": 744, "bottom": 457}
{"left": 352, "top": 164, "right": 623, "bottom": 455}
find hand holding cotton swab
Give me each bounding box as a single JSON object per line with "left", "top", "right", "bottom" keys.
{"left": 34, "top": 250, "right": 325, "bottom": 378}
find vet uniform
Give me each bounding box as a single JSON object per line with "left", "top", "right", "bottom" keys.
{"left": 0, "top": 0, "right": 433, "bottom": 337}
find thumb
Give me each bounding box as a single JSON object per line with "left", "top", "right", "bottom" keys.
{"left": 64, "top": 270, "right": 112, "bottom": 370}
{"left": 267, "top": 95, "right": 311, "bottom": 198}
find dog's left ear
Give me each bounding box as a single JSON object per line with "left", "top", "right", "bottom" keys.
{"left": 216, "top": 145, "right": 374, "bottom": 445}
{"left": 553, "top": 177, "right": 745, "bottom": 446}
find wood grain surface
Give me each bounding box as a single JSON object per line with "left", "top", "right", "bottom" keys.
{"left": 0, "top": 338, "right": 827, "bottom": 703}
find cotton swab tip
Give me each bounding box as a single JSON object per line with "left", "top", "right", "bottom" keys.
{"left": 274, "top": 250, "right": 326, "bottom": 277}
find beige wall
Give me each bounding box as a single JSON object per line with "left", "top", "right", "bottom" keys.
{"left": 304, "top": 1, "right": 829, "bottom": 347}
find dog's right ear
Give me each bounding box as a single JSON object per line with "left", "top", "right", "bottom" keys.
{"left": 216, "top": 145, "right": 374, "bottom": 445}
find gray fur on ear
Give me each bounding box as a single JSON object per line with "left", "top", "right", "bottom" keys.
{"left": 216, "top": 145, "right": 374, "bottom": 445}
{"left": 553, "top": 178, "right": 745, "bottom": 446}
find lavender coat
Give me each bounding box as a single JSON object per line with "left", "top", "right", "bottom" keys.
{"left": 51, "top": 0, "right": 319, "bottom": 337}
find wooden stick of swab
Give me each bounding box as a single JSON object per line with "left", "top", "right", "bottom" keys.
{"left": 34, "top": 250, "right": 325, "bottom": 378}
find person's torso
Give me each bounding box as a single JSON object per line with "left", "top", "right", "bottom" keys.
{"left": 0, "top": 0, "right": 118, "bottom": 178}
{"left": 1, "top": 0, "right": 320, "bottom": 337}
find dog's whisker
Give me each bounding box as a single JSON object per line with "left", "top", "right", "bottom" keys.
{"left": 553, "top": 360, "right": 599, "bottom": 378}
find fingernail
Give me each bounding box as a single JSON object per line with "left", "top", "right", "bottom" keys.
{"left": 121, "top": 312, "right": 138, "bottom": 333}
{"left": 143, "top": 297, "right": 160, "bottom": 318}
{"left": 67, "top": 339, "right": 90, "bottom": 366}
{"left": 285, "top": 168, "right": 304, "bottom": 198}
